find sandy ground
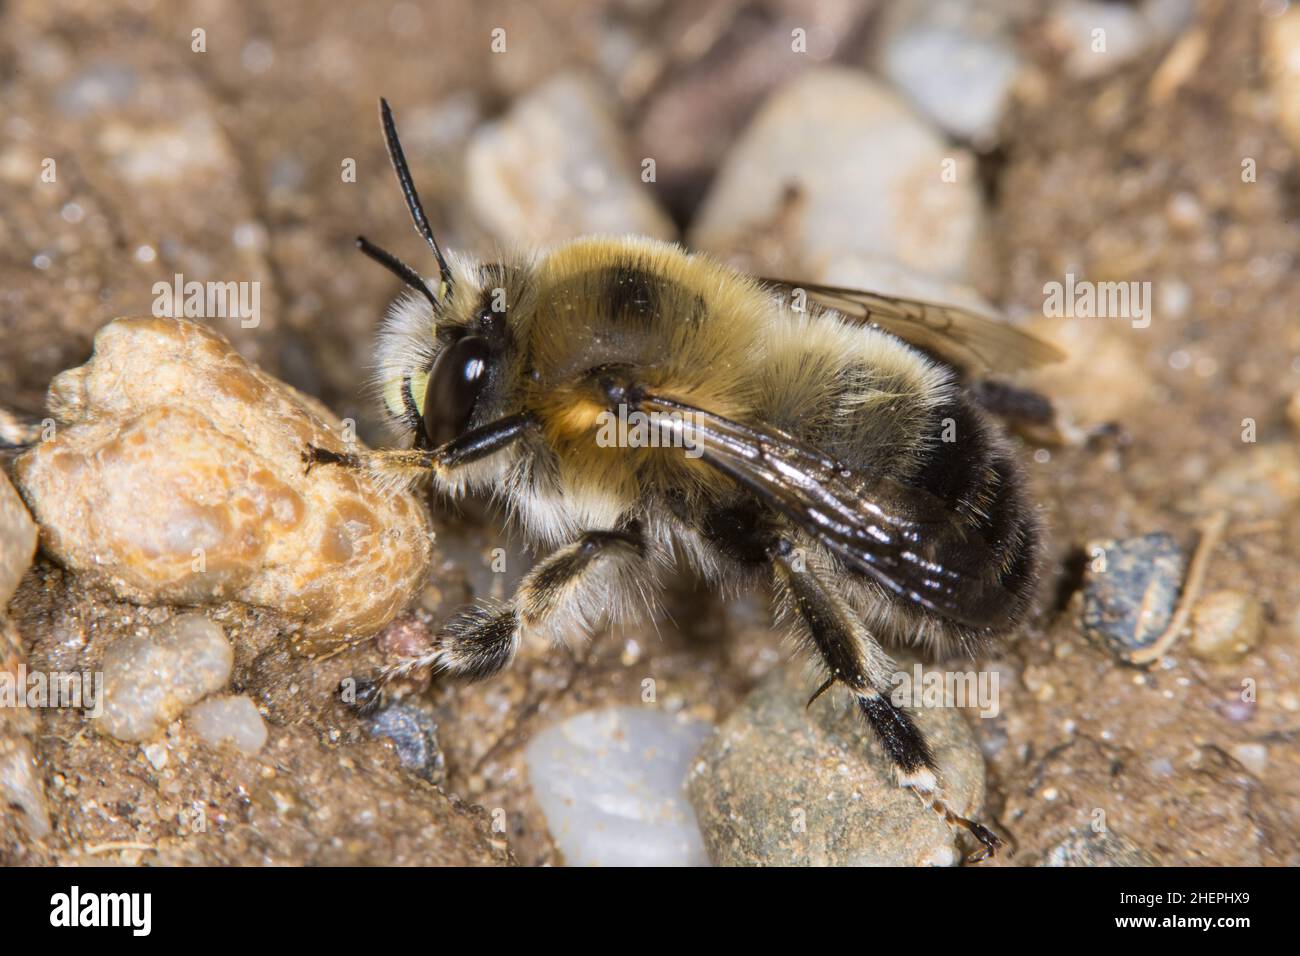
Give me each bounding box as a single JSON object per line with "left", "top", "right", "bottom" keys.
{"left": 2, "top": 0, "right": 1298, "bottom": 865}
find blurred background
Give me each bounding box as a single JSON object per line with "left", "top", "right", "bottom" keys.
{"left": 3, "top": 0, "right": 1299, "bottom": 867}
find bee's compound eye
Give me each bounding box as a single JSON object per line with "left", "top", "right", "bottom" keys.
{"left": 423, "top": 334, "right": 490, "bottom": 448}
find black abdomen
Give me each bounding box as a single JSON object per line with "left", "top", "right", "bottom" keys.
{"left": 903, "top": 393, "right": 1041, "bottom": 638}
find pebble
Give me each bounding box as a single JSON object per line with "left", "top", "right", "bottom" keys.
{"left": 815, "top": 254, "right": 996, "bottom": 314}
{"left": 186, "top": 695, "right": 268, "bottom": 756}
{"left": 876, "top": 0, "right": 1024, "bottom": 143}
{"left": 368, "top": 703, "right": 445, "bottom": 784}
{"left": 524, "top": 707, "right": 713, "bottom": 867}
{"left": 1026, "top": 319, "right": 1152, "bottom": 427}
{"left": 0, "top": 468, "right": 38, "bottom": 611}
{"left": 1082, "top": 533, "right": 1185, "bottom": 659}
{"left": 0, "top": 733, "right": 50, "bottom": 840}
{"left": 1190, "top": 590, "right": 1263, "bottom": 663}
{"left": 1195, "top": 444, "right": 1300, "bottom": 519}
{"left": 98, "top": 613, "right": 233, "bottom": 742}
{"left": 1040, "top": 827, "right": 1158, "bottom": 866}
{"left": 687, "top": 663, "right": 986, "bottom": 867}
{"left": 0, "top": 619, "right": 50, "bottom": 839}
{"left": 142, "top": 741, "right": 169, "bottom": 770}
{"left": 1047, "top": 1, "right": 1152, "bottom": 80}
{"left": 689, "top": 67, "right": 986, "bottom": 283}
{"left": 14, "top": 317, "right": 432, "bottom": 643}
{"left": 1264, "top": 3, "right": 1300, "bottom": 154}
{"left": 55, "top": 62, "right": 139, "bottom": 116}
{"left": 466, "top": 73, "right": 675, "bottom": 246}
{"left": 1229, "top": 742, "right": 1268, "bottom": 778}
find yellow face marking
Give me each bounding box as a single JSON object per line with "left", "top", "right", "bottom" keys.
{"left": 381, "top": 376, "right": 406, "bottom": 421}
{"left": 409, "top": 370, "right": 430, "bottom": 415}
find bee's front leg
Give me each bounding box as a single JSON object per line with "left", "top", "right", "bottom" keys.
{"left": 305, "top": 411, "right": 536, "bottom": 486}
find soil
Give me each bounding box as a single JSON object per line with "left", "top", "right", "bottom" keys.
{"left": 2, "top": 0, "right": 1297, "bottom": 866}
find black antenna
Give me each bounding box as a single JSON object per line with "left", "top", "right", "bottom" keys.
{"left": 355, "top": 235, "right": 440, "bottom": 313}
{"left": 378, "top": 97, "right": 454, "bottom": 294}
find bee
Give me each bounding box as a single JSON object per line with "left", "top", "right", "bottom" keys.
{"left": 312, "top": 99, "right": 1065, "bottom": 860}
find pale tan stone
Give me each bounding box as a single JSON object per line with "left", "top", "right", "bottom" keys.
{"left": 15, "top": 316, "right": 432, "bottom": 640}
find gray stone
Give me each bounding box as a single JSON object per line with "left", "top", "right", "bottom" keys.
{"left": 0, "top": 619, "right": 49, "bottom": 841}
{"left": 687, "top": 663, "right": 987, "bottom": 867}
{"left": 466, "top": 73, "right": 675, "bottom": 245}
{"left": 690, "top": 67, "right": 987, "bottom": 283}
{"left": 0, "top": 734, "right": 50, "bottom": 841}
{"left": 0, "top": 468, "right": 38, "bottom": 612}
{"left": 877, "top": 0, "right": 1024, "bottom": 143}
{"left": 1046, "top": 0, "right": 1197, "bottom": 81}
{"left": 1040, "top": 827, "right": 1158, "bottom": 866}
{"left": 368, "top": 703, "right": 445, "bottom": 784}
{"left": 813, "top": 253, "right": 997, "bottom": 314}
{"left": 1048, "top": 1, "right": 1153, "bottom": 80}
{"left": 1082, "top": 533, "right": 1185, "bottom": 658}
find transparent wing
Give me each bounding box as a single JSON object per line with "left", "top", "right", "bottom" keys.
{"left": 758, "top": 277, "right": 1065, "bottom": 376}
{"left": 641, "top": 393, "right": 1017, "bottom": 632}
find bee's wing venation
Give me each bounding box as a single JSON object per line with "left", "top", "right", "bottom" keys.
{"left": 643, "top": 394, "right": 1015, "bottom": 631}
{"left": 757, "top": 277, "right": 1065, "bottom": 376}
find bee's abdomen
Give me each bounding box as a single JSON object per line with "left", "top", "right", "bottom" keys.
{"left": 906, "top": 394, "right": 1041, "bottom": 635}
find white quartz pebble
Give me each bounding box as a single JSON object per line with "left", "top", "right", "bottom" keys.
{"left": 186, "top": 694, "right": 269, "bottom": 756}
{"left": 525, "top": 707, "right": 713, "bottom": 867}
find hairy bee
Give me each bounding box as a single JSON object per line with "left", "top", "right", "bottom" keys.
{"left": 314, "top": 99, "right": 1065, "bottom": 860}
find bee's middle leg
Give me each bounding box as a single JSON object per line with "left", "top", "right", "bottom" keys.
{"left": 373, "top": 522, "right": 653, "bottom": 690}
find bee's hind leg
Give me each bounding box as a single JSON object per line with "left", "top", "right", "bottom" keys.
{"left": 770, "top": 540, "right": 1002, "bottom": 862}
{"left": 364, "top": 522, "right": 655, "bottom": 698}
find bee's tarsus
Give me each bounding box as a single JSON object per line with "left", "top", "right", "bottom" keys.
{"left": 305, "top": 445, "right": 354, "bottom": 471}
{"left": 966, "top": 821, "right": 1003, "bottom": 862}
{"left": 931, "top": 799, "right": 1003, "bottom": 862}
{"left": 341, "top": 675, "right": 384, "bottom": 717}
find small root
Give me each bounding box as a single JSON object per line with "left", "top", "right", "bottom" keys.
{"left": 1128, "top": 509, "right": 1229, "bottom": 666}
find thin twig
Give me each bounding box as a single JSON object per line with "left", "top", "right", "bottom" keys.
{"left": 82, "top": 841, "right": 157, "bottom": 855}
{"left": 1128, "top": 509, "right": 1230, "bottom": 666}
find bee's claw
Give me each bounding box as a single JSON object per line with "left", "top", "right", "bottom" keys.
{"left": 304, "top": 444, "right": 355, "bottom": 475}
{"left": 928, "top": 796, "right": 1003, "bottom": 863}
{"left": 963, "top": 821, "right": 1003, "bottom": 862}
{"left": 339, "top": 675, "right": 384, "bottom": 716}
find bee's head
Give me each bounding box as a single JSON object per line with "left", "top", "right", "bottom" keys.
{"left": 361, "top": 98, "right": 527, "bottom": 452}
